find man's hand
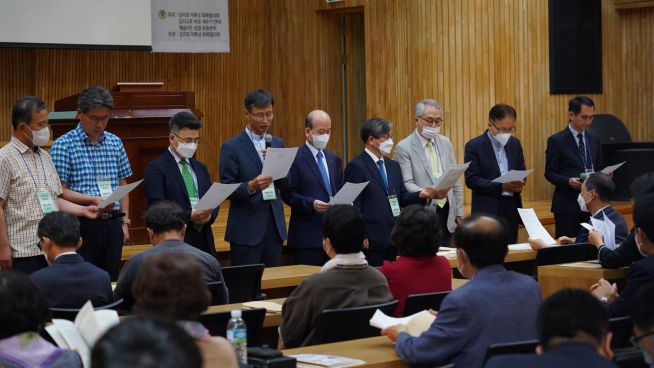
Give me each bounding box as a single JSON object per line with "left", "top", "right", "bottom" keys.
{"left": 527, "top": 238, "right": 548, "bottom": 250}
{"left": 82, "top": 206, "right": 100, "bottom": 220}
{"left": 122, "top": 223, "right": 131, "bottom": 244}
{"left": 419, "top": 187, "right": 437, "bottom": 199}
{"left": 588, "top": 229, "right": 604, "bottom": 248}
{"left": 0, "top": 246, "right": 12, "bottom": 269}
{"left": 191, "top": 209, "right": 212, "bottom": 224}
{"left": 381, "top": 324, "right": 407, "bottom": 342}
{"left": 434, "top": 187, "right": 450, "bottom": 199}
{"left": 557, "top": 236, "right": 574, "bottom": 245}
{"left": 502, "top": 181, "right": 525, "bottom": 193}
{"left": 248, "top": 175, "right": 273, "bottom": 192}
{"left": 91, "top": 196, "right": 104, "bottom": 207}
{"left": 313, "top": 200, "right": 331, "bottom": 214}
{"left": 569, "top": 177, "right": 583, "bottom": 190}
{"left": 455, "top": 216, "right": 463, "bottom": 226}
{"left": 590, "top": 278, "right": 618, "bottom": 303}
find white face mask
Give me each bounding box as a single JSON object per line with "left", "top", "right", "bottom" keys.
{"left": 31, "top": 127, "right": 50, "bottom": 147}
{"left": 311, "top": 133, "right": 330, "bottom": 150}
{"left": 421, "top": 126, "right": 440, "bottom": 140}
{"left": 378, "top": 138, "right": 394, "bottom": 155}
{"left": 176, "top": 141, "right": 198, "bottom": 159}
{"left": 493, "top": 132, "right": 511, "bottom": 147}
{"left": 577, "top": 193, "right": 589, "bottom": 212}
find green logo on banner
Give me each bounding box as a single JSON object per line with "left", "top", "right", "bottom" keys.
{"left": 158, "top": 10, "right": 167, "bottom": 20}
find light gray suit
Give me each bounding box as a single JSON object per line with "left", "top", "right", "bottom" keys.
{"left": 394, "top": 130, "right": 464, "bottom": 233}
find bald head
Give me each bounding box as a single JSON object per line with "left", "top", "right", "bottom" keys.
{"left": 305, "top": 110, "right": 331, "bottom": 129}
{"left": 453, "top": 214, "right": 509, "bottom": 269}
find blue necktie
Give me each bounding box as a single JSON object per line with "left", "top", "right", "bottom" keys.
{"left": 376, "top": 159, "right": 389, "bottom": 192}
{"left": 316, "top": 151, "right": 332, "bottom": 196}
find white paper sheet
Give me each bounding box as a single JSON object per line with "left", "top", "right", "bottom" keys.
{"left": 194, "top": 182, "right": 240, "bottom": 211}
{"left": 261, "top": 147, "right": 298, "bottom": 180}
{"left": 601, "top": 161, "right": 626, "bottom": 175}
{"left": 291, "top": 354, "right": 365, "bottom": 367}
{"left": 98, "top": 179, "right": 143, "bottom": 209}
{"left": 517, "top": 208, "right": 557, "bottom": 245}
{"left": 508, "top": 243, "right": 534, "bottom": 251}
{"left": 50, "top": 319, "right": 91, "bottom": 368}
{"left": 590, "top": 214, "right": 617, "bottom": 250}
{"left": 491, "top": 169, "right": 535, "bottom": 183}
{"left": 369, "top": 309, "right": 436, "bottom": 337}
{"left": 580, "top": 222, "right": 595, "bottom": 231}
{"left": 433, "top": 163, "right": 470, "bottom": 190}
{"left": 329, "top": 181, "right": 369, "bottom": 205}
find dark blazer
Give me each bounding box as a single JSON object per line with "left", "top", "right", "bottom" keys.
{"left": 574, "top": 206, "right": 629, "bottom": 245}
{"left": 144, "top": 149, "right": 218, "bottom": 255}
{"left": 485, "top": 343, "right": 618, "bottom": 368}
{"left": 344, "top": 151, "right": 421, "bottom": 250}
{"left": 599, "top": 228, "right": 643, "bottom": 269}
{"left": 545, "top": 127, "right": 602, "bottom": 214}
{"left": 282, "top": 144, "right": 343, "bottom": 249}
{"left": 30, "top": 253, "right": 113, "bottom": 308}
{"left": 464, "top": 132, "right": 526, "bottom": 214}
{"left": 607, "top": 253, "right": 654, "bottom": 317}
{"left": 219, "top": 131, "right": 287, "bottom": 246}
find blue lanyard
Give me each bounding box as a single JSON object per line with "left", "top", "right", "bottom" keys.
{"left": 15, "top": 148, "right": 48, "bottom": 188}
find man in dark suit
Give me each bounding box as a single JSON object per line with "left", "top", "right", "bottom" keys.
{"left": 632, "top": 283, "right": 654, "bottom": 366}
{"left": 282, "top": 110, "right": 343, "bottom": 266}
{"left": 485, "top": 289, "right": 617, "bottom": 368}
{"left": 219, "top": 89, "right": 287, "bottom": 266}
{"left": 143, "top": 111, "right": 217, "bottom": 256}
{"left": 344, "top": 118, "right": 436, "bottom": 267}
{"left": 545, "top": 96, "right": 603, "bottom": 238}
{"left": 464, "top": 104, "right": 526, "bottom": 244}
{"left": 30, "top": 211, "right": 113, "bottom": 308}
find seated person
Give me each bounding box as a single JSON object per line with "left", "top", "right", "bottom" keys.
{"left": 631, "top": 282, "right": 654, "bottom": 366}
{"left": 485, "top": 289, "right": 617, "bottom": 368}
{"left": 529, "top": 172, "right": 628, "bottom": 249}
{"left": 382, "top": 214, "right": 541, "bottom": 368}
{"left": 0, "top": 270, "right": 82, "bottom": 367}
{"left": 30, "top": 212, "right": 113, "bottom": 308}
{"left": 380, "top": 205, "right": 452, "bottom": 316}
{"left": 591, "top": 193, "right": 654, "bottom": 317}
{"left": 92, "top": 316, "right": 202, "bottom": 368}
{"left": 279, "top": 205, "right": 393, "bottom": 348}
{"left": 115, "top": 201, "right": 228, "bottom": 310}
{"left": 132, "top": 252, "right": 238, "bottom": 368}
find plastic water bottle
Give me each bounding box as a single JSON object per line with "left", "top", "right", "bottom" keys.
{"left": 226, "top": 309, "right": 247, "bottom": 364}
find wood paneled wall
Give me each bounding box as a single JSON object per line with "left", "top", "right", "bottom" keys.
{"left": 1, "top": 0, "right": 653, "bottom": 205}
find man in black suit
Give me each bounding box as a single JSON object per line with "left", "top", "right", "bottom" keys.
{"left": 344, "top": 118, "right": 436, "bottom": 266}
{"left": 464, "top": 104, "right": 526, "bottom": 244}
{"left": 545, "top": 96, "right": 603, "bottom": 238}
{"left": 632, "top": 282, "right": 654, "bottom": 366}
{"left": 143, "top": 111, "right": 217, "bottom": 256}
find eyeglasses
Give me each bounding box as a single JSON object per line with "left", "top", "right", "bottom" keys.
{"left": 249, "top": 111, "right": 274, "bottom": 121}
{"left": 417, "top": 116, "right": 443, "bottom": 127}
{"left": 490, "top": 122, "right": 516, "bottom": 134}
{"left": 175, "top": 134, "right": 200, "bottom": 144}
{"left": 84, "top": 112, "right": 111, "bottom": 123}
{"left": 631, "top": 330, "right": 654, "bottom": 348}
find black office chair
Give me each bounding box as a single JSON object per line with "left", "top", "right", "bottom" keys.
{"left": 303, "top": 299, "right": 399, "bottom": 346}
{"left": 206, "top": 281, "right": 229, "bottom": 305}
{"left": 613, "top": 347, "right": 647, "bottom": 368}
{"left": 402, "top": 291, "right": 450, "bottom": 317}
{"left": 482, "top": 339, "right": 539, "bottom": 365}
{"left": 198, "top": 308, "right": 266, "bottom": 347}
{"left": 49, "top": 298, "right": 124, "bottom": 321}
{"left": 221, "top": 263, "right": 265, "bottom": 303}
{"left": 610, "top": 316, "right": 635, "bottom": 349}
{"left": 535, "top": 243, "right": 598, "bottom": 267}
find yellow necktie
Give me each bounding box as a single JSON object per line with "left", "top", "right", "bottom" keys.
{"left": 427, "top": 141, "right": 447, "bottom": 208}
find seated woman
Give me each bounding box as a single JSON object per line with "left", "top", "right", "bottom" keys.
{"left": 0, "top": 270, "right": 82, "bottom": 368}
{"left": 380, "top": 205, "right": 452, "bottom": 316}
{"left": 131, "top": 253, "right": 238, "bottom": 368}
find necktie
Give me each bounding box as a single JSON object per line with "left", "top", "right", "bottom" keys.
{"left": 427, "top": 141, "right": 446, "bottom": 208}
{"left": 376, "top": 159, "right": 389, "bottom": 193}
{"left": 577, "top": 133, "right": 587, "bottom": 168}
{"left": 316, "top": 151, "right": 332, "bottom": 196}
{"left": 180, "top": 160, "right": 202, "bottom": 231}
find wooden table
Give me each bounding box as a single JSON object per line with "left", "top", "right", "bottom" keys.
{"left": 261, "top": 265, "right": 322, "bottom": 290}
{"left": 206, "top": 298, "right": 286, "bottom": 328}
{"left": 440, "top": 248, "right": 537, "bottom": 268}
{"left": 538, "top": 261, "right": 628, "bottom": 298}
{"left": 283, "top": 336, "right": 407, "bottom": 368}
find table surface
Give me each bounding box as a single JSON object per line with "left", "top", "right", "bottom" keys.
{"left": 537, "top": 261, "right": 629, "bottom": 297}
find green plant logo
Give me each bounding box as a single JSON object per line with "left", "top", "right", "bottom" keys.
{"left": 158, "top": 10, "right": 167, "bottom": 20}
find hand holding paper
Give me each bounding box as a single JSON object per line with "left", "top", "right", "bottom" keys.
{"left": 98, "top": 179, "right": 143, "bottom": 209}
{"left": 194, "top": 183, "right": 240, "bottom": 211}
{"left": 518, "top": 208, "right": 557, "bottom": 245}
{"left": 329, "top": 182, "right": 369, "bottom": 205}
{"left": 492, "top": 169, "right": 534, "bottom": 183}
{"left": 433, "top": 163, "right": 470, "bottom": 190}
{"left": 261, "top": 147, "right": 298, "bottom": 180}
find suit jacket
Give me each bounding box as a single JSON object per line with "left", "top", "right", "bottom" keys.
{"left": 485, "top": 343, "right": 618, "bottom": 368}
{"left": 607, "top": 253, "right": 654, "bottom": 317}
{"left": 599, "top": 228, "right": 643, "bottom": 269}
{"left": 144, "top": 149, "right": 218, "bottom": 255}
{"left": 282, "top": 144, "right": 343, "bottom": 249}
{"left": 464, "top": 132, "right": 526, "bottom": 215}
{"left": 343, "top": 151, "right": 422, "bottom": 250}
{"left": 219, "top": 131, "right": 287, "bottom": 245}
{"left": 574, "top": 205, "right": 629, "bottom": 245}
{"left": 30, "top": 253, "right": 113, "bottom": 308}
{"left": 394, "top": 131, "right": 464, "bottom": 233}
{"left": 395, "top": 265, "right": 541, "bottom": 368}
{"left": 545, "top": 127, "right": 602, "bottom": 214}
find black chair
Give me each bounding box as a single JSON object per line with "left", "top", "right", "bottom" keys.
{"left": 613, "top": 347, "right": 647, "bottom": 368}
{"left": 198, "top": 308, "right": 266, "bottom": 347}
{"left": 610, "top": 316, "right": 634, "bottom": 349}
{"left": 535, "top": 243, "right": 598, "bottom": 267}
{"left": 402, "top": 291, "right": 450, "bottom": 317}
{"left": 482, "top": 339, "right": 539, "bottom": 365}
{"left": 49, "top": 298, "right": 124, "bottom": 321}
{"left": 221, "top": 263, "right": 265, "bottom": 303}
{"left": 304, "top": 299, "right": 399, "bottom": 346}
{"left": 207, "top": 281, "right": 228, "bottom": 305}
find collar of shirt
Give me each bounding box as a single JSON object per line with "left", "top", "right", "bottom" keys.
{"left": 54, "top": 251, "right": 78, "bottom": 261}
{"left": 593, "top": 205, "right": 610, "bottom": 217}
{"left": 415, "top": 129, "right": 434, "bottom": 148}
{"left": 305, "top": 141, "right": 321, "bottom": 157}
{"left": 10, "top": 136, "right": 34, "bottom": 154}
{"left": 364, "top": 147, "right": 383, "bottom": 163}
{"left": 74, "top": 123, "right": 106, "bottom": 145}
{"left": 486, "top": 130, "right": 504, "bottom": 152}
{"left": 168, "top": 146, "right": 189, "bottom": 165}
{"left": 568, "top": 123, "right": 586, "bottom": 139}
{"left": 245, "top": 126, "right": 264, "bottom": 141}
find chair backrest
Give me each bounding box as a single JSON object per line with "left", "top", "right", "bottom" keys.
{"left": 206, "top": 281, "right": 228, "bottom": 305}
{"left": 198, "top": 308, "right": 266, "bottom": 347}
{"left": 535, "top": 243, "right": 598, "bottom": 267}
{"left": 402, "top": 291, "right": 450, "bottom": 317}
{"left": 613, "top": 347, "right": 647, "bottom": 368}
{"left": 221, "top": 263, "right": 265, "bottom": 303}
{"left": 587, "top": 114, "right": 633, "bottom": 145}
{"left": 49, "top": 298, "right": 124, "bottom": 321}
{"left": 610, "top": 316, "right": 634, "bottom": 349}
{"left": 482, "top": 339, "right": 539, "bottom": 365}
{"left": 304, "top": 299, "right": 398, "bottom": 346}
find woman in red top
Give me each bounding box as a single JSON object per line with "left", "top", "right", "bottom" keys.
{"left": 380, "top": 205, "right": 452, "bottom": 316}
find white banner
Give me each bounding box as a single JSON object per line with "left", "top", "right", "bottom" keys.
{"left": 151, "top": 0, "right": 229, "bottom": 53}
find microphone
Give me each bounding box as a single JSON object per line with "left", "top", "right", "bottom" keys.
{"left": 264, "top": 133, "right": 272, "bottom": 149}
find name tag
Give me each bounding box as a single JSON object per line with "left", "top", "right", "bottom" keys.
{"left": 98, "top": 180, "right": 113, "bottom": 199}
{"left": 37, "top": 191, "right": 56, "bottom": 214}
{"left": 262, "top": 182, "right": 277, "bottom": 201}
{"left": 388, "top": 195, "right": 401, "bottom": 217}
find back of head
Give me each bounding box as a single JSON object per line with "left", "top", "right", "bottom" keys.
{"left": 0, "top": 271, "right": 50, "bottom": 339}
{"left": 633, "top": 282, "right": 654, "bottom": 333}
{"left": 323, "top": 205, "right": 365, "bottom": 254}
{"left": 360, "top": 117, "right": 392, "bottom": 143}
{"left": 145, "top": 201, "right": 186, "bottom": 234}
{"left": 132, "top": 252, "right": 210, "bottom": 321}
{"left": 630, "top": 172, "right": 654, "bottom": 202}
{"left": 568, "top": 96, "right": 595, "bottom": 114}
{"left": 538, "top": 289, "right": 609, "bottom": 350}
{"left": 11, "top": 96, "right": 47, "bottom": 130}
{"left": 244, "top": 89, "right": 274, "bottom": 111}
{"left": 169, "top": 111, "right": 202, "bottom": 133}
{"left": 77, "top": 85, "right": 113, "bottom": 112}
{"left": 452, "top": 214, "right": 508, "bottom": 268}
{"left": 37, "top": 211, "right": 81, "bottom": 248}
{"left": 633, "top": 193, "right": 654, "bottom": 242}
{"left": 391, "top": 205, "right": 442, "bottom": 257}
{"left": 584, "top": 172, "right": 614, "bottom": 202}
{"left": 91, "top": 316, "right": 202, "bottom": 368}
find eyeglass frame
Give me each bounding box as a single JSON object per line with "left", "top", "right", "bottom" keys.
{"left": 416, "top": 116, "right": 443, "bottom": 127}
{"left": 489, "top": 121, "right": 516, "bottom": 134}
{"left": 83, "top": 111, "right": 111, "bottom": 124}
{"left": 174, "top": 134, "right": 201, "bottom": 144}
{"left": 248, "top": 111, "right": 275, "bottom": 121}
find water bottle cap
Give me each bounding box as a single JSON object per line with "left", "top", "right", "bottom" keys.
{"left": 231, "top": 309, "right": 242, "bottom": 318}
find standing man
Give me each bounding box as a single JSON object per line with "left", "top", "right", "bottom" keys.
{"left": 144, "top": 111, "right": 217, "bottom": 256}
{"left": 282, "top": 110, "right": 343, "bottom": 266}
{"left": 464, "top": 104, "right": 526, "bottom": 244}
{"left": 545, "top": 96, "right": 602, "bottom": 238}
{"left": 50, "top": 85, "right": 133, "bottom": 281}
{"left": 0, "top": 96, "right": 99, "bottom": 273}
{"left": 219, "top": 89, "right": 287, "bottom": 266}
{"left": 394, "top": 99, "right": 464, "bottom": 245}
{"left": 344, "top": 117, "right": 436, "bottom": 267}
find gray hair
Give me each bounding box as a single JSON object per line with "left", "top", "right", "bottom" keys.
{"left": 415, "top": 99, "right": 443, "bottom": 117}
{"left": 78, "top": 85, "right": 114, "bottom": 112}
